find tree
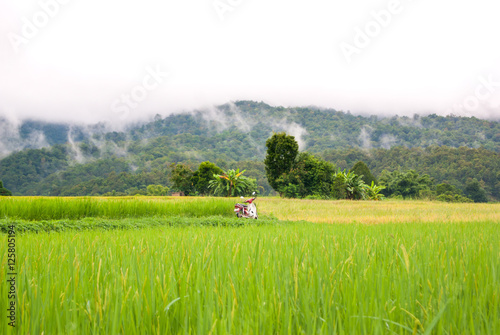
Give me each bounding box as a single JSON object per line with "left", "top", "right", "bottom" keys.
{"left": 379, "top": 170, "right": 433, "bottom": 199}
{"left": 264, "top": 133, "right": 299, "bottom": 194}
{"left": 350, "top": 161, "right": 377, "bottom": 186}
{"left": 191, "top": 161, "right": 223, "bottom": 196}
{"left": 0, "top": 180, "right": 12, "bottom": 196}
{"left": 332, "top": 170, "right": 367, "bottom": 200}
{"left": 208, "top": 169, "right": 256, "bottom": 197}
{"left": 147, "top": 184, "right": 169, "bottom": 196}
{"left": 170, "top": 163, "right": 194, "bottom": 195}
{"left": 366, "top": 181, "right": 385, "bottom": 201}
{"left": 277, "top": 152, "right": 335, "bottom": 198}
{"left": 436, "top": 182, "right": 457, "bottom": 196}
{"left": 464, "top": 179, "right": 488, "bottom": 203}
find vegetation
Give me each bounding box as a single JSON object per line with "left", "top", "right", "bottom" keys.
{"left": 0, "top": 197, "right": 237, "bottom": 220}
{"left": 1, "top": 206, "right": 499, "bottom": 333}
{"left": 435, "top": 182, "right": 473, "bottom": 203}
{"left": 146, "top": 184, "right": 169, "bottom": 196}
{"left": 0, "top": 180, "right": 12, "bottom": 196}
{"left": 332, "top": 169, "right": 368, "bottom": 200}
{"left": 208, "top": 168, "right": 256, "bottom": 197}
{"left": 322, "top": 146, "right": 498, "bottom": 201}
{"left": 265, "top": 136, "right": 384, "bottom": 201}
{"left": 365, "top": 181, "right": 385, "bottom": 200}
{"left": 258, "top": 198, "right": 500, "bottom": 224}
{"left": 6, "top": 101, "right": 500, "bottom": 155}
{"left": 1, "top": 196, "right": 499, "bottom": 333}
{"left": 0, "top": 216, "right": 281, "bottom": 234}
{"left": 0, "top": 101, "right": 498, "bottom": 200}
{"left": 379, "top": 169, "right": 433, "bottom": 199}
{"left": 170, "top": 163, "right": 195, "bottom": 195}
{"left": 464, "top": 178, "right": 489, "bottom": 203}
{"left": 277, "top": 152, "right": 336, "bottom": 199}
{"left": 264, "top": 132, "right": 299, "bottom": 194}
{"left": 350, "top": 161, "right": 377, "bottom": 185}
{"left": 191, "top": 161, "right": 223, "bottom": 196}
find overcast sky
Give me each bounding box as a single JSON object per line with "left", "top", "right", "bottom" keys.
{"left": 1, "top": 0, "right": 500, "bottom": 124}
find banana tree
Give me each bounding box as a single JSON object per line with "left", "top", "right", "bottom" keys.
{"left": 208, "top": 169, "right": 253, "bottom": 197}
{"left": 333, "top": 169, "right": 368, "bottom": 200}
{"left": 366, "top": 181, "right": 386, "bottom": 201}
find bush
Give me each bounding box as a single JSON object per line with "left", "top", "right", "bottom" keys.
{"left": 437, "top": 193, "right": 473, "bottom": 203}
{"left": 0, "top": 180, "right": 12, "bottom": 196}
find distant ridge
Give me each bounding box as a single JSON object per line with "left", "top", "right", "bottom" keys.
{"left": 1, "top": 101, "right": 499, "bottom": 198}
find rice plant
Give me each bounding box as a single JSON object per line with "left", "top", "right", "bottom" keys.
{"left": 1, "top": 220, "right": 498, "bottom": 334}
{"left": 0, "top": 197, "right": 237, "bottom": 220}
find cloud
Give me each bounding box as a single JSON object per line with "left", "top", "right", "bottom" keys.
{"left": 0, "top": 115, "right": 50, "bottom": 158}
{"left": 358, "top": 126, "right": 373, "bottom": 150}
{"left": 380, "top": 134, "right": 398, "bottom": 149}
{"left": 1, "top": 0, "right": 500, "bottom": 125}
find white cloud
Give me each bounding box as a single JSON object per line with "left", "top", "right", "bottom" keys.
{"left": 1, "top": 0, "right": 500, "bottom": 123}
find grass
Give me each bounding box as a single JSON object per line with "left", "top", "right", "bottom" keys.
{"left": 1, "top": 220, "right": 498, "bottom": 334}
{"left": 0, "top": 196, "right": 237, "bottom": 220}
{"left": 0, "top": 216, "right": 281, "bottom": 234}
{"left": 0, "top": 197, "right": 499, "bottom": 333}
{"left": 259, "top": 198, "right": 500, "bottom": 224}
{"left": 2, "top": 196, "right": 499, "bottom": 224}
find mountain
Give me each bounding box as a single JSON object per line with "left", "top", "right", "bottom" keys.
{"left": 1, "top": 101, "right": 499, "bottom": 198}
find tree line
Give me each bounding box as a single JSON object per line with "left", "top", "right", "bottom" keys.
{"left": 0, "top": 112, "right": 498, "bottom": 201}
{"left": 264, "top": 133, "right": 490, "bottom": 202}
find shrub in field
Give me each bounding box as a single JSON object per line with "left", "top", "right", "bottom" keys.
{"left": 146, "top": 184, "right": 169, "bottom": 196}
{"left": 436, "top": 182, "right": 473, "bottom": 203}
{"left": 437, "top": 193, "right": 474, "bottom": 203}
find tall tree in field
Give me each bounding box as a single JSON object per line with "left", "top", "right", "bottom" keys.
{"left": 264, "top": 132, "right": 299, "bottom": 194}
{"left": 191, "top": 161, "right": 223, "bottom": 196}
{"left": 350, "top": 161, "right": 377, "bottom": 186}
{"left": 170, "top": 163, "right": 194, "bottom": 195}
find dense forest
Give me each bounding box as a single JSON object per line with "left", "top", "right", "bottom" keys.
{"left": 0, "top": 101, "right": 499, "bottom": 199}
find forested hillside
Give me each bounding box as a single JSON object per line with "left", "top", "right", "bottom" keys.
{"left": 0, "top": 101, "right": 499, "bottom": 198}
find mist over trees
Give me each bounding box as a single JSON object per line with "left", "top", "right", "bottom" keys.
{"left": 0, "top": 101, "right": 498, "bottom": 200}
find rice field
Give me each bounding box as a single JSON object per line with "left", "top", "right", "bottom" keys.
{"left": 1, "top": 197, "right": 499, "bottom": 334}
{"left": 0, "top": 197, "right": 236, "bottom": 220}
{"left": 259, "top": 198, "right": 500, "bottom": 225}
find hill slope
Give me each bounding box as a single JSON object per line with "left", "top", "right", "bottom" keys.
{"left": 1, "top": 101, "right": 499, "bottom": 198}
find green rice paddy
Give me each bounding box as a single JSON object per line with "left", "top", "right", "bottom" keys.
{"left": 0, "top": 197, "right": 498, "bottom": 334}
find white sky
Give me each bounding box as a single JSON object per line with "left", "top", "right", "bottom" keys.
{"left": 1, "top": 0, "right": 500, "bottom": 124}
